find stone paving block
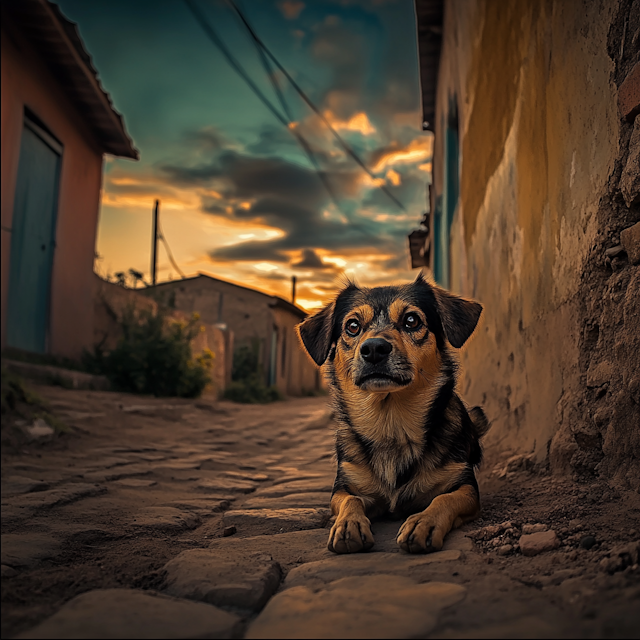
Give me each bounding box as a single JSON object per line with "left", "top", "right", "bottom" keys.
{"left": 17, "top": 588, "right": 239, "bottom": 639}
{"left": 3, "top": 483, "right": 106, "bottom": 514}
{"left": 196, "top": 478, "right": 258, "bottom": 493}
{"left": 81, "top": 464, "right": 152, "bottom": 483}
{"left": 254, "top": 479, "right": 334, "bottom": 497}
{"left": 85, "top": 457, "right": 131, "bottom": 470}
{"left": 1, "top": 476, "right": 50, "bottom": 496}
{"left": 208, "top": 529, "right": 330, "bottom": 568}
{"left": 284, "top": 549, "right": 463, "bottom": 590}
{"left": 242, "top": 492, "right": 331, "bottom": 510}
{"left": 165, "top": 498, "right": 233, "bottom": 516}
{"left": 246, "top": 575, "right": 466, "bottom": 639}
{"left": 222, "top": 470, "right": 270, "bottom": 482}
{"left": 223, "top": 508, "right": 330, "bottom": 534}
{"left": 135, "top": 453, "right": 168, "bottom": 462}
{"left": 153, "top": 460, "right": 203, "bottom": 471}
{"left": 1, "top": 533, "right": 61, "bottom": 568}
{"left": 162, "top": 549, "right": 281, "bottom": 611}
{"left": 132, "top": 507, "right": 201, "bottom": 531}
{"left": 113, "top": 478, "right": 157, "bottom": 488}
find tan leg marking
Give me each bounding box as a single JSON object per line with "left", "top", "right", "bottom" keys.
{"left": 396, "top": 484, "right": 479, "bottom": 554}
{"left": 328, "top": 490, "right": 375, "bottom": 554}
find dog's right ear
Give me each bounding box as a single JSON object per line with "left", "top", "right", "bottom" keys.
{"left": 296, "top": 302, "right": 336, "bottom": 366}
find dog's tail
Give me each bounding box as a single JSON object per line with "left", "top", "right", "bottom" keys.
{"left": 470, "top": 406, "right": 491, "bottom": 439}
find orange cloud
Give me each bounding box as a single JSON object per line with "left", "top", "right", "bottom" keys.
{"left": 324, "top": 110, "right": 376, "bottom": 136}
{"left": 386, "top": 169, "right": 401, "bottom": 186}
{"left": 371, "top": 136, "right": 433, "bottom": 173}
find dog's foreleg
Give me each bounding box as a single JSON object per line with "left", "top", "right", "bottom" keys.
{"left": 327, "top": 489, "right": 375, "bottom": 554}
{"left": 396, "top": 484, "right": 479, "bottom": 554}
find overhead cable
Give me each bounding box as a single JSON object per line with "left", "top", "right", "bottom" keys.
{"left": 231, "top": 1, "right": 346, "bottom": 214}
{"left": 157, "top": 216, "right": 186, "bottom": 279}
{"left": 227, "top": 0, "right": 406, "bottom": 212}
{"left": 184, "top": 0, "right": 406, "bottom": 212}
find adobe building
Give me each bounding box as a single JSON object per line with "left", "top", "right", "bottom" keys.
{"left": 413, "top": 0, "right": 639, "bottom": 488}
{"left": 1, "top": 0, "right": 137, "bottom": 359}
{"left": 148, "top": 274, "right": 321, "bottom": 397}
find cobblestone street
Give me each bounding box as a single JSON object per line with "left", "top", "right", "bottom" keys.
{"left": 2, "top": 385, "right": 639, "bottom": 638}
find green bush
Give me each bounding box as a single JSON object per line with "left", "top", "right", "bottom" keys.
{"left": 223, "top": 374, "right": 282, "bottom": 404}
{"left": 85, "top": 307, "right": 213, "bottom": 398}
{"left": 222, "top": 339, "right": 281, "bottom": 404}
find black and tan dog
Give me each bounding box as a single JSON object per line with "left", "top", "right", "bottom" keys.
{"left": 296, "top": 274, "right": 489, "bottom": 554}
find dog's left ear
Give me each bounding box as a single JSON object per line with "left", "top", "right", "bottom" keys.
{"left": 433, "top": 285, "right": 483, "bottom": 348}
{"left": 296, "top": 302, "right": 336, "bottom": 366}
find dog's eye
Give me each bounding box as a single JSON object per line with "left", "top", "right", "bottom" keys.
{"left": 404, "top": 313, "right": 421, "bottom": 330}
{"left": 345, "top": 319, "right": 361, "bottom": 336}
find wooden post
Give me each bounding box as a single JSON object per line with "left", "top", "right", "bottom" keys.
{"left": 151, "top": 199, "right": 159, "bottom": 285}
{"left": 291, "top": 275, "right": 297, "bottom": 304}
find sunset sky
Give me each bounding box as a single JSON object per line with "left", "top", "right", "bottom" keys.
{"left": 57, "top": 0, "right": 432, "bottom": 311}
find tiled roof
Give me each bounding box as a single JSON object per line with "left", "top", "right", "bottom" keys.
{"left": 4, "top": 0, "right": 138, "bottom": 158}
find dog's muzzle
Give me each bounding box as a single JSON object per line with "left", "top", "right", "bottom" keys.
{"left": 360, "top": 338, "right": 392, "bottom": 364}
{"left": 355, "top": 339, "right": 412, "bottom": 391}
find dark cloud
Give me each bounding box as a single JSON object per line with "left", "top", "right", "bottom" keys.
{"left": 291, "top": 249, "right": 336, "bottom": 269}
{"left": 361, "top": 171, "right": 426, "bottom": 214}
{"left": 183, "top": 127, "right": 230, "bottom": 152}
{"left": 246, "top": 124, "right": 301, "bottom": 156}
{"left": 310, "top": 18, "right": 371, "bottom": 119}
{"left": 303, "top": 3, "right": 419, "bottom": 126}
{"left": 161, "top": 147, "right": 397, "bottom": 262}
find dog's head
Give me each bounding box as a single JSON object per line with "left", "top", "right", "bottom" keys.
{"left": 296, "top": 274, "right": 482, "bottom": 393}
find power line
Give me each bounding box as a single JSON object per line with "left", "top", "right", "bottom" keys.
{"left": 157, "top": 216, "right": 186, "bottom": 279}
{"left": 185, "top": 0, "right": 356, "bottom": 224}
{"left": 184, "top": 0, "right": 290, "bottom": 129}
{"left": 184, "top": 0, "right": 406, "bottom": 213}
{"left": 231, "top": 1, "right": 346, "bottom": 215}
{"left": 226, "top": 0, "right": 406, "bottom": 212}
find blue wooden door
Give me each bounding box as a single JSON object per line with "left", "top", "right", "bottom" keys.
{"left": 7, "top": 118, "right": 61, "bottom": 353}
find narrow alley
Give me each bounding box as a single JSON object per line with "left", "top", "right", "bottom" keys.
{"left": 2, "top": 384, "right": 638, "bottom": 638}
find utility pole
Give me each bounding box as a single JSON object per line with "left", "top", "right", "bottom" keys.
{"left": 291, "top": 275, "right": 297, "bottom": 304}
{"left": 151, "top": 199, "right": 159, "bottom": 286}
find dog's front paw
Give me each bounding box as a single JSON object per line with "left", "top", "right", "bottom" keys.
{"left": 396, "top": 512, "right": 446, "bottom": 554}
{"left": 328, "top": 514, "right": 374, "bottom": 554}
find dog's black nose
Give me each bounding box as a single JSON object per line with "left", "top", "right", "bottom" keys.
{"left": 360, "top": 338, "right": 392, "bottom": 364}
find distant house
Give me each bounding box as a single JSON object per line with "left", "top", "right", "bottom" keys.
{"left": 413, "top": 1, "right": 639, "bottom": 487}
{"left": 1, "top": 0, "right": 137, "bottom": 359}
{"left": 149, "top": 274, "right": 322, "bottom": 397}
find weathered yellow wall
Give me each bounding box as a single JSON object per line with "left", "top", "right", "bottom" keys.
{"left": 431, "top": 0, "right": 620, "bottom": 461}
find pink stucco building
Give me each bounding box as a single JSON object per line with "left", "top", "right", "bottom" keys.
{"left": 1, "top": 0, "right": 137, "bottom": 359}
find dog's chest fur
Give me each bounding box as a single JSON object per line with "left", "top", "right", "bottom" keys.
{"left": 336, "top": 391, "right": 442, "bottom": 511}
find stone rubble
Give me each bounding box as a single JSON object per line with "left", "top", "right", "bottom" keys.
{"left": 519, "top": 530, "right": 561, "bottom": 557}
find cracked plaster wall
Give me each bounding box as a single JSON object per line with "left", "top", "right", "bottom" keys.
{"left": 428, "top": 0, "right": 636, "bottom": 480}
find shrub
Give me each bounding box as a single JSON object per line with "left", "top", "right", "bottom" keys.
{"left": 85, "top": 306, "right": 213, "bottom": 398}
{"left": 222, "top": 339, "right": 282, "bottom": 404}
{"left": 223, "top": 374, "right": 282, "bottom": 404}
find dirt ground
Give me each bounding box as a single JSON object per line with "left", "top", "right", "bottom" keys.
{"left": 1, "top": 383, "right": 639, "bottom": 639}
